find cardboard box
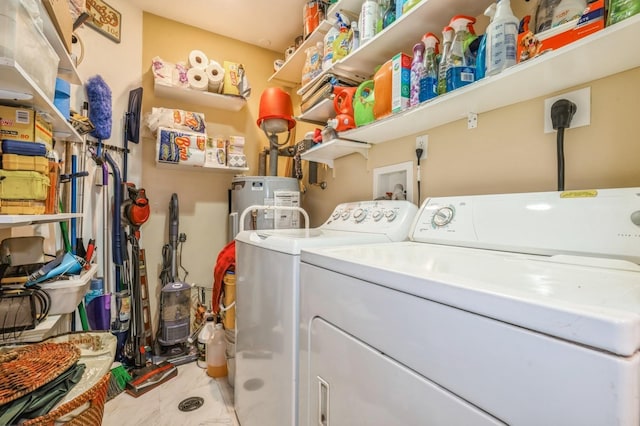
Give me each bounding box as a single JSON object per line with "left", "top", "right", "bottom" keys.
{"left": 0, "top": 106, "right": 34, "bottom": 141}
{"left": 42, "top": 0, "right": 73, "bottom": 53}
{"left": 391, "top": 53, "right": 411, "bottom": 113}
{"left": 223, "top": 61, "right": 244, "bottom": 96}
{"left": 34, "top": 114, "right": 53, "bottom": 150}
{"left": 518, "top": 0, "right": 605, "bottom": 63}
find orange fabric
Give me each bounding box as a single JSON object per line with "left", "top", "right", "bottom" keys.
{"left": 212, "top": 240, "right": 235, "bottom": 313}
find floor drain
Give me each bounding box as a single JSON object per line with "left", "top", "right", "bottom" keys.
{"left": 178, "top": 396, "right": 204, "bottom": 412}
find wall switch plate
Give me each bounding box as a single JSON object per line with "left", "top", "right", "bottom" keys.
{"left": 544, "top": 87, "right": 591, "bottom": 133}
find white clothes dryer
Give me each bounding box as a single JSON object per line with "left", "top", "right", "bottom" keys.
{"left": 234, "top": 200, "right": 418, "bottom": 426}
{"left": 299, "top": 188, "right": 640, "bottom": 426}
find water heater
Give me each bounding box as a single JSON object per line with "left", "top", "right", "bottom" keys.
{"left": 228, "top": 176, "right": 301, "bottom": 241}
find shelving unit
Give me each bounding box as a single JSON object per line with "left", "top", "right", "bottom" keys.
{"left": 154, "top": 80, "right": 246, "bottom": 111}
{"left": 298, "top": 97, "right": 336, "bottom": 124}
{"left": 301, "top": 139, "right": 371, "bottom": 168}
{"left": 0, "top": 213, "right": 82, "bottom": 229}
{"left": 38, "top": 0, "right": 81, "bottom": 85}
{"left": 341, "top": 14, "right": 640, "bottom": 144}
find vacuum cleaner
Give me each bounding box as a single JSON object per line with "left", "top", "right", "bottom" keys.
{"left": 153, "top": 193, "right": 198, "bottom": 365}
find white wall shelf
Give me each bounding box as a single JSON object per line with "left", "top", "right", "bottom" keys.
{"left": 340, "top": 14, "right": 640, "bottom": 144}
{"left": 298, "top": 98, "right": 336, "bottom": 124}
{"left": 301, "top": 138, "right": 371, "bottom": 168}
{"left": 154, "top": 81, "right": 246, "bottom": 111}
{"left": 155, "top": 161, "right": 249, "bottom": 173}
{"left": 0, "top": 59, "right": 83, "bottom": 142}
{"left": 0, "top": 213, "right": 83, "bottom": 229}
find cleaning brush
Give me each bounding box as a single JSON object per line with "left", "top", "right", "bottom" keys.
{"left": 107, "top": 362, "right": 132, "bottom": 401}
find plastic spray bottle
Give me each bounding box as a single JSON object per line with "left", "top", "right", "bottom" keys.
{"left": 409, "top": 42, "right": 425, "bottom": 107}
{"left": 475, "top": 3, "right": 497, "bottom": 81}
{"left": 436, "top": 26, "right": 454, "bottom": 95}
{"left": 419, "top": 33, "right": 439, "bottom": 102}
{"left": 332, "top": 13, "right": 351, "bottom": 63}
{"left": 383, "top": 0, "right": 396, "bottom": 29}
{"left": 486, "top": 0, "right": 519, "bottom": 76}
{"left": 446, "top": 15, "right": 477, "bottom": 92}
{"left": 359, "top": 0, "right": 379, "bottom": 44}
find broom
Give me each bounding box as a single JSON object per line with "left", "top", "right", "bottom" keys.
{"left": 106, "top": 362, "right": 131, "bottom": 401}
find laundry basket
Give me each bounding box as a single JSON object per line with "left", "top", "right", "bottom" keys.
{"left": 1, "top": 331, "right": 116, "bottom": 425}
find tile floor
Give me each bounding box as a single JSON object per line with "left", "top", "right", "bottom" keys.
{"left": 103, "top": 361, "right": 239, "bottom": 426}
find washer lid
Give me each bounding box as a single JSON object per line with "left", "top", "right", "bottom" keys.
{"left": 301, "top": 242, "right": 640, "bottom": 357}
{"left": 235, "top": 228, "right": 394, "bottom": 255}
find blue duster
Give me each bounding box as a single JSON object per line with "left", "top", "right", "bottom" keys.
{"left": 86, "top": 75, "right": 112, "bottom": 140}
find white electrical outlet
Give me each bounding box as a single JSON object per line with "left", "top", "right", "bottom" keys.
{"left": 544, "top": 87, "right": 591, "bottom": 133}
{"left": 415, "top": 135, "right": 428, "bottom": 160}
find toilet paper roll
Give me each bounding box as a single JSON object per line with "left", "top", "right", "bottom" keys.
{"left": 205, "top": 60, "right": 225, "bottom": 93}
{"left": 187, "top": 67, "right": 208, "bottom": 91}
{"left": 188, "top": 49, "right": 209, "bottom": 69}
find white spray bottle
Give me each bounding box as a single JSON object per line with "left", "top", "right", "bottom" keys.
{"left": 486, "top": 0, "right": 519, "bottom": 76}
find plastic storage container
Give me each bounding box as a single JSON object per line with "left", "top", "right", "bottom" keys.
{"left": 43, "top": 273, "right": 91, "bottom": 315}
{"left": 0, "top": 0, "right": 60, "bottom": 100}
{"left": 0, "top": 153, "right": 48, "bottom": 174}
{"left": 0, "top": 199, "right": 45, "bottom": 214}
{"left": 0, "top": 170, "right": 50, "bottom": 200}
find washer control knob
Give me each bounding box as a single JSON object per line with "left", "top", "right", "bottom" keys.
{"left": 631, "top": 210, "right": 640, "bottom": 227}
{"left": 354, "top": 208, "right": 366, "bottom": 223}
{"left": 432, "top": 206, "right": 455, "bottom": 227}
{"left": 384, "top": 209, "right": 397, "bottom": 222}
{"left": 332, "top": 210, "right": 341, "bottom": 220}
{"left": 372, "top": 210, "right": 384, "bottom": 221}
{"left": 341, "top": 210, "right": 351, "bottom": 220}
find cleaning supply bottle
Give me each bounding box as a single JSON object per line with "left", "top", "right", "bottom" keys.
{"left": 436, "top": 26, "right": 454, "bottom": 95}
{"left": 446, "top": 15, "right": 477, "bottom": 92}
{"left": 475, "top": 2, "right": 497, "bottom": 81}
{"left": 198, "top": 314, "right": 215, "bottom": 358}
{"left": 419, "top": 33, "right": 439, "bottom": 102}
{"left": 359, "top": 0, "right": 378, "bottom": 44}
{"left": 486, "top": 0, "right": 519, "bottom": 77}
{"left": 383, "top": 0, "right": 396, "bottom": 29}
{"left": 551, "top": 0, "right": 587, "bottom": 27}
{"left": 206, "top": 322, "right": 228, "bottom": 377}
{"left": 350, "top": 21, "right": 360, "bottom": 52}
{"left": 322, "top": 18, "right": 340, "bottom": 70}
{"left": 376, "top": 0, "right": 389, "bottom": 34}
{"left": 409, "top": 42, "right": 425, "bottom": 107}
{"left": 332, "top": 13, "right": 351, "bottom": 63}
{"left": 534, "top": 0, "right": 561, "bottom": 33}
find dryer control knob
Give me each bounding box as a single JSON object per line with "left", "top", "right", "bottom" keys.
{"left": 341, "top": 210, "right": 351, "bottom": 220}
{"left": 372, "top": 210, "right": 383, "bottom": 221}
{"left": 631, "top": 210, "right": 640, "bottom": 227}
{"left": 332, "top": 210, "right": 341, "bottom": 220}
{"left": 354, "top": 208, "right": 366, "bottom": 222}
{"left": 432, "top": 206, "right": 455, "bottom": 227}
{"left": 384, "top": 209, "right": 397, "bottom": 222}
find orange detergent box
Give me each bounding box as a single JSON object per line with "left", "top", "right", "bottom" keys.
{"left": 0, "top": 105, "right": 34, "bottom": 141}
{"left": 517, "top": 0, "right": 605, "bottom": 63}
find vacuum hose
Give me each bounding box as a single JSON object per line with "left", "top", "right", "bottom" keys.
{"left": 169, "top": 193, "right": 179, "bottom": 281}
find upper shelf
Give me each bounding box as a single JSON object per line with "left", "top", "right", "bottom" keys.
{"left": 0, "top": 213, "right": 83, "bottom": 229}
{"left": 0, "top": 58, "right": 83, "bottom": 142}
{"left": 300, "top": 138, "right": 371, "bottom": 168}
{"left": 340, "top": 14, "right": 640, "bottom": 144}
{"left": 154, "top": 81, "right": 246, "bottom": 111}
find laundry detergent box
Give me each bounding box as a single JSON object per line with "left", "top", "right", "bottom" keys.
{"left": 0, "top": 106, "right": 35, "bottom": 142}
{"left": 391, "top": 53, "right": 411, "bottom": 113}
{"left": 156, "top": 127, "right": 206, "bottom": 166}
{"left": 517, "top": 0, "right": 605, "bottom": 63}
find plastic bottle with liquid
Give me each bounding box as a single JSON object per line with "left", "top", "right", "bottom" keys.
{"left": 409, "top": 42, "right": 425, "bottom": 107}
{"left": 376, "top": 0, "right": 389, "bottom": 34}
{"left": 359, "top": 0, "right": 379, "bottom": 44}
{"left": 197, "top": 315, "right": 215, "bottom": 358}
{"left": 475, "top": 3, "right": 497, "bottom": 81}
{"left": 85, "top": 277, "right": 104, "bottom": 305}
{"left": 419, "top": 33, "right": 439, "bottom": 102}
{"left": 436, "top": 26, "right": 454, "bottom": 95}
{"left": 383, "top": 0, "right": 396, "bottom": 29}
{"left": 551, "top": 0, "right": 587, "bottom": 27}
{"left": 350, "top": 21, "right": 360, "bottom": 52}
{"left": 446, "top": 15, "right": 477, "bottom": 92}
{"left": 206, "top": 323, "right": 228, "bottom": 377}
{"left": 322, "top": 23, "right": 339, "bottom": 71}
{"left": 486, "top": 0, "right": 518, "bottom": 76}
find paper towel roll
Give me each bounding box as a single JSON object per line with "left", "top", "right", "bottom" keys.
{"left": 187, "top": 67, "right": 208, "bottom": 91}
{"left": 188, "top": 49, "right": 209, "bottom": 69}
{"left": 206, "top": 60, "right": 225, "bottom": 93}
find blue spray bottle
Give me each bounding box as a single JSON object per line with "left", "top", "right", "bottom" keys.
{"left": 419, "top": 33, "right": 439, "bottom": 102}
{"left": 446, "top": 15, "right": 477, "bottom": 92}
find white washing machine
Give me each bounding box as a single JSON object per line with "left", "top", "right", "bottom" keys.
{"left": 234, "top": 200, "right": 418, "bottom": 426}
{"left": 299, "top": 188, "right": 640, "bottom": 426}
